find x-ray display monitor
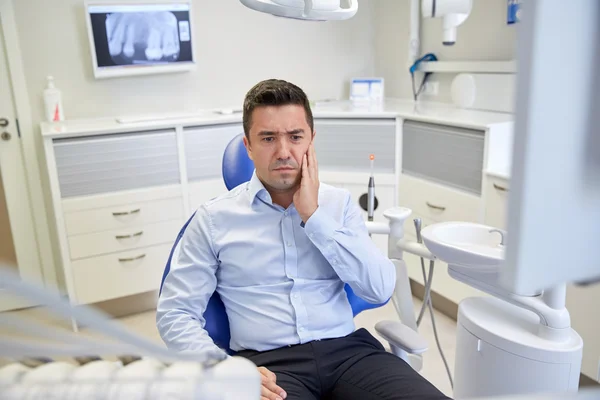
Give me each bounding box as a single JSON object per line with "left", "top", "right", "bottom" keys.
{"left": 86, "top": 2, "right": 195, "bottom": 78}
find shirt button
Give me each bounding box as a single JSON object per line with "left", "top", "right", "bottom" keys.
{"left": 293, "top": 294, "right": 298, "bottom": 299}
{"left": 299, "top": 327, "right": 304, "bottom": 331}
{"left": 284, "top": 211, "right": 288, "bottom": 216}
{"left": 287, "top": 242, "right": 292, "bottom": 247}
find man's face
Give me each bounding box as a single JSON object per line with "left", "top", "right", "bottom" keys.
{"left": 244, "top": 104, "right": 314, "bottom": 193}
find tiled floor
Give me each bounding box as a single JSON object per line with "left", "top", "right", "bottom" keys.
{"left": 1, "top": 296, "right": 457, "bottom": 398}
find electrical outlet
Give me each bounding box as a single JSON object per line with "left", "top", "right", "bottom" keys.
{"left": 422, "top": 81, "right": 439, "bottom": 96}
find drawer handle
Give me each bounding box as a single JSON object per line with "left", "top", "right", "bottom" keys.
{"left": 112, "top": 208, "right": 141, "bottom": 217}
{"left": 118, "top": 254, "right": 146, "bottom": 263}
{"left": 426, "top": 202, "right": 446, "bottom": 211}
{"left": 493, "top": 183, "right": 509, "bottom": 192}
{"left": 115, "top": 231, "right": 144, "bottom": 240}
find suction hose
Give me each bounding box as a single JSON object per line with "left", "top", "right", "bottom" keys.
{"left": 413, "top": 218, "right": 454, "bottom": 389}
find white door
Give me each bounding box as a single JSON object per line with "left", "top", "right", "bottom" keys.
{"left": 0, "top": 6, "right": 44, "bottom": 311}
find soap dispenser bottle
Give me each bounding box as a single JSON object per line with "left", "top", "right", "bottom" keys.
{"left": 43, "top": 75, "right": 64, "bottom": 122}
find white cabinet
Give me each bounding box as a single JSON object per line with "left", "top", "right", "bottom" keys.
{"left": 45, "top": 130, "right": 188, "bottom": 306}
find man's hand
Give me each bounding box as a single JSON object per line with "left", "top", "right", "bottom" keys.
{"left": 293, "top": 143, "right": 320, "bottom": 223}
{"left": 258, "top": 367, "right": 287, "bottom": 400}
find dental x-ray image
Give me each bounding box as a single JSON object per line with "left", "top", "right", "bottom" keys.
{"left": 88, "top": 4, "right": 193, "bottom": 68}
{"left": 107, "top": 12, "right": 181, "bottom": 62}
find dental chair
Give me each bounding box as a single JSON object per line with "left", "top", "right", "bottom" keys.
{"left": 159, "top": 134, "right": 427, "bottom": 366}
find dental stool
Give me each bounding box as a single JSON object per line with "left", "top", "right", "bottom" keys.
{"left": 160, "top": 134, "right": 427, "bottom": 366}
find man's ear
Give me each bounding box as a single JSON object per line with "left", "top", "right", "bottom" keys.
{"left": 243, "top": 135, "right": 254, "bottom": 161}
{"left": 311, "top": 130, "right": 316, "bottom": 143}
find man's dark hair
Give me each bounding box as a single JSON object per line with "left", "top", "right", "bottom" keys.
{"left": 242, "top": 79, "right": 314, "bottom": 141}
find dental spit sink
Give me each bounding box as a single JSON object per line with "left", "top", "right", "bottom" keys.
{"left": 420, "top": 222, "right": 505, "bottom": 271}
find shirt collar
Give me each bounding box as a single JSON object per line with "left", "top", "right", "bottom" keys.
{"left": 247, "top": 170, "right": 268, "bottom": 202}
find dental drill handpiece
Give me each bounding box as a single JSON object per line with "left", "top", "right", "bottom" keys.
{"left": 368, "top": 154, "right": 375, "bottom": 222}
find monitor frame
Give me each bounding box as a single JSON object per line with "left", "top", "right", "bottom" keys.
{"left": 84, "top": 0, "right": 196, "bottom": 79}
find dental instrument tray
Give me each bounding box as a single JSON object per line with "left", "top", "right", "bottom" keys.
{"left": 0, "top": 265, "right": 260, "bottom": 399}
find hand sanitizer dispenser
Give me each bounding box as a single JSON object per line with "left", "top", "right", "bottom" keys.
{"left": 43, "top": 76, "right": 64, "bottom": 122}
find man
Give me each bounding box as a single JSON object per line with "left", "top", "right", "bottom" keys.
{"left": 157, "top": 79, "right": 450, "bottom": 400}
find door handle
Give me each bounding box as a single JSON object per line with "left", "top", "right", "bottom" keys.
{"left": 0, "top": 118, "right": 8, "bottom": 128}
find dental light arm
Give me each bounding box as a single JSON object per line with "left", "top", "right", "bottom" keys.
{"left": 239, "top": 0, "right": 358, "bottom": 21}
{"left": 421, "top": 0, "right": 472, "bottom": 45}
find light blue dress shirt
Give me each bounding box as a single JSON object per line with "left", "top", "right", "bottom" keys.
{"left": 156, "top": 171, "right": 396, "bottom": 359}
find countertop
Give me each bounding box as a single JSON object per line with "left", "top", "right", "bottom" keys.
{"left": 485, "top": 169, "right": 511, "bottom": 181}
{"left": 40, "top": 98, "right": 514, "bottom": 139}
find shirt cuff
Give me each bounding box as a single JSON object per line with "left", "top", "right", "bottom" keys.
{"left": 303, "top": 206, "right": 341, "bottom": 240}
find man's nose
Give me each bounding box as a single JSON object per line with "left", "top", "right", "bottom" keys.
{"left": 275, "top": 140, "right": 292, "bottom": 159}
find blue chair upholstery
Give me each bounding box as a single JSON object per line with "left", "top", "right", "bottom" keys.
{"left": 160, "top": 133, "right": 388, "bottom": 355}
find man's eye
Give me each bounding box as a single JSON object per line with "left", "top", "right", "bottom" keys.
{"left": 291, "top": 136, "right": 302, "bottom": 140}
{"left": 263, "top": 137, "right": 274, "bottom": 142}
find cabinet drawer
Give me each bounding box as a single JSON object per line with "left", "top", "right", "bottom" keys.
{"left": 71, "top": 244, "right": 173, "bottom": 304}
{"left": 53, "top": 130, "right": 180, "bottom": 198}
{"left": 484, "top": 176, "right": 510, "bottom": 230}
{"left": 188, "top": 179, "right": 229, "bottom": 209}
{"left": 183, "top": 124, "right": 243, "bottom": 182}
{"left": 399, "top": 174, "right": 480, "bottom": 224}
{"left": 64, "top": 197, "right": 184, "bottom": 236}
{"left": 68, "top": 220, "right": 182, "bottom": 260}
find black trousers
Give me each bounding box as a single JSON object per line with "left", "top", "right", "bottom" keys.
{"left": 237, "top": 328, "right": 452, "bottom": 400}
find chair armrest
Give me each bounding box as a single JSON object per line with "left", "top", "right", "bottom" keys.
{"left": 374, "top": 320, "right": 428, "bottom": 355}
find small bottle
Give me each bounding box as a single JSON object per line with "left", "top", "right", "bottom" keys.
{"left": 43, "top": 76, "right": 64, "bottom": 122}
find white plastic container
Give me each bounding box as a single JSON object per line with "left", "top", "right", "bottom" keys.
{"left": 450, "top": 73, "right": 515, "bottom": 113}
{"left": 43, "top": 75, "right": 64, "bottom": 122}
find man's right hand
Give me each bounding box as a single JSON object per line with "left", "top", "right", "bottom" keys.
{"left": 258, "top": 366, "right": 287, "bottom": 400}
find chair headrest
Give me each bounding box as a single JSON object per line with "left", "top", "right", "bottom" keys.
{"left": 222, "top": 133, "right": 255, "bottom": 191}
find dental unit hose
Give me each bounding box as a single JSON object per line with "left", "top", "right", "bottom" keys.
{"left": 413, "top": 218, "right": 454, "bottom": 389}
